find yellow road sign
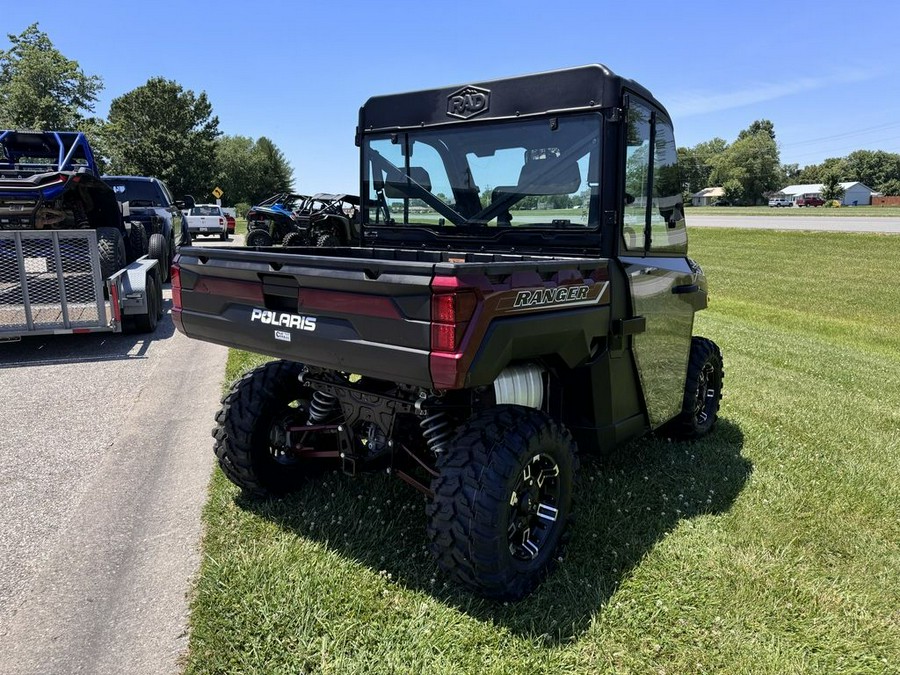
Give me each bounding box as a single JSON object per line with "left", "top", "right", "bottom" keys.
{"left": 212, "top": 186, "right": 224, "bottom": 199}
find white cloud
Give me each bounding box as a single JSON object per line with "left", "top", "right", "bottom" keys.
{"left": 667, "top": 67, "right": 878, "bottom": 117}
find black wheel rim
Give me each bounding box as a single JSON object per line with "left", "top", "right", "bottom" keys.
{"left": 693, "top": 361, "right": 718, "bottom": 427}
{"left": 507, "top": 453, "right": 562, "bottom": 561}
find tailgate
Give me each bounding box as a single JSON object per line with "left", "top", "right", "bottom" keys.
{"left": 0, "top": 230, "right": 112, "bottom": 337}
{"left": 174, "top": 248, "right": 435, "bottom": 386}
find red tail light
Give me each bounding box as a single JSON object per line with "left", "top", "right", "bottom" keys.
{"left": 430, "top": 280, "right": 477, "bottom": 352}
{"left": 219, "top": 217, "right": 225, "bottom": 226}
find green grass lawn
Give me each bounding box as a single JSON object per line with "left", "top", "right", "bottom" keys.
{"left": 185, "top": 229, "right": 899, "bottom": 674}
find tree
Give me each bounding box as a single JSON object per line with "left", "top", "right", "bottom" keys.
{"left": 821, "top": 171, "right": 845, "bottom": 203}
{"left": 722, "top": 178, "right": 744, "bottom": 205}
{"left": 796, "top": 157, "right": 845, "bottom": 184}
{"left": 678, "top": 137, "right": 727, "bottom": 196}
{"left": 253, "top": 136, "right": 293, "bottom": 199}
{"left": 105, "top": 77, "right": 219, "bottom": 198}
{"left": 214, "top": 134, "right": 293, "bottom": 206}
{"left": 0, "top": 23, "right": 103, "bottom": 130}
{"left": 710, "top": 120, "right": 781, "bottom": 204}
{"left": 842, "top": 150, "right": 900, "bottom": 193}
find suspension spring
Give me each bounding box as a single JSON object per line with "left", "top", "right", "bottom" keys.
{"left": 420, "top": 411, "right": 453, "bottom": 454}
{"left": 307, "top": 389, "right": 339, "bottom": 424}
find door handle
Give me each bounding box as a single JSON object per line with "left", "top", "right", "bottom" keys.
{"left": 672, "top": 283, "right": 699, "bottom": 295}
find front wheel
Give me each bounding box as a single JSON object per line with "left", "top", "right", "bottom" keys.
{"left": 212, "top": 360, "right": 336, "bottom": 497}
{"left": 666, "top": 336, "right": 724, "bottom": 440}
{"left": 426, "top": 406, "right": 578, "bottom": 600}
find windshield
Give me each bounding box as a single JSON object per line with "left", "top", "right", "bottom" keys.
{"left": 362, "top": 114, "right": 600, "bottom": 229}
{"left": 104, "top": 178, "right": 164, "bottom": 206}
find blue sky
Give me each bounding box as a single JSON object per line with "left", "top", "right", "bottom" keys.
{"left": 4, "top": 0, "right": 899, "bottom": 194}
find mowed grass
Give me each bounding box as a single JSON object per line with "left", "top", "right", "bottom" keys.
{"left": 185, "top": 229, "right": 899, "bottom": 674}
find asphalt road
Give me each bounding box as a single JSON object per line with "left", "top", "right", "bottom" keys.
{"left": 0, "top": 261, "right": 228, "bottom": 673}
{"left": 687, "top": 214, "right": 900, "bottom": 234}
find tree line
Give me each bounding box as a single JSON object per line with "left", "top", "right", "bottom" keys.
{"left": 0, "top": 24, "right": 292, "bottom": 207}
{"left": 679, "top": 118, "right": 900, "bottom": 204}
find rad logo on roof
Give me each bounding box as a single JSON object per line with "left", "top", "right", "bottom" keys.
{"left": 447, "top": 86, "right": 490, "bottom": 119}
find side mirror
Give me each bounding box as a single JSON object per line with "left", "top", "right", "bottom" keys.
{"left": 177, "top": 195, "right": 196, "bottom": 210}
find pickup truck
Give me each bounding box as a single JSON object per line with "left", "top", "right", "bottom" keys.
{"left": 103, "top": 175, "right": 190, "bottom": 281}
{"left": 795, "top": 195, "right": 825, "bottom": 207}
{"left": 173, "top": 64, "right": 724, "bottom": 600}
{"left": 184, "top": 204, "right": 228, "bottom": 240}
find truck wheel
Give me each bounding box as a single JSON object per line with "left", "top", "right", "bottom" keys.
{"left": 212, "top": 360, "right": 333, "bottom": 497}
{"left": 426, "top": 405, "right": 579, "bottom": 600}
{"left": 666, "top": 337, "right": 724, "bottom": 440}
{"left": 131, "top": 273, "right": 161, "bottom": 333}
{"left": 246, "top": 229, "right": 273, "bottom": 247}
{"left": 148, "top": 233, "right": 168, "bottom": 282}
{"left": 127, "top": 222, "right": 148, "bottom": 262}
{"left": 97, "top": 227, "right": 126, "bottom": 280}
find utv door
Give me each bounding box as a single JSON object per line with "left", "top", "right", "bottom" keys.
{"left": 618, "top": 97, "right": 695, "bottom": 428}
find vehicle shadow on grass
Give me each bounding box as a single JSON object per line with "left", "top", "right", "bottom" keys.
{"left": 237, "top": 418, "right": 750, "bottom": 643}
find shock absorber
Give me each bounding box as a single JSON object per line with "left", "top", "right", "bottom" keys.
{"left": 307, "top": 389, "right": 339, "bottom": 424}
{"left": 419, "top": 410, "right": 453, "bottom": 454}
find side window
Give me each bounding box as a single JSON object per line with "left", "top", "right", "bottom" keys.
{"left": 623, "top": 102, "right": 651, "bottom": 251}
{"left": 649, "top": 118, "right": 687, "bottom": 254}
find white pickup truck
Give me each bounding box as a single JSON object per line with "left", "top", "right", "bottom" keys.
{"left": 185, "top": 204, "right": 228, "bottom": 240}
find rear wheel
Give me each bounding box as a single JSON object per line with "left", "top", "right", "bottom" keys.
{"left": 96, "top": 227, "right": 126, "bottom": 280}
{"left": 282, "top": 231, "right": 305, "bottom": 247}
{"left": 666, "top": 336, "right": 724, "bottom": 440}
{"left": 212, "top": 360, "right": 336, "bottom": 497}
{"left": 148, "top": 233, "right": 168, "bottom": 281}
{"left": 246, "top": 229, "right": 273, "bottom": 247}
{"left": 426, "top": 405, "right": 578, "bottom": 600}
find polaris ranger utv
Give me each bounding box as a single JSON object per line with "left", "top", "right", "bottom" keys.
{"left": 172, "top": 64, "right": 724, "bottom": 600}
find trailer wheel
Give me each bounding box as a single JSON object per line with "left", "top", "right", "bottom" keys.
{"left": 665, "top": 336, "right": 724, "bottom": 440}
{"left": 131, "top": 272, "right": 161, "bottom": 333}
{"left": 97, "top": 227, "right": 126, "bottom": 281}
{"left": 426, "top": 405, "right": 579, "bottom": 600}
{"left": 212, "top": 360, "right": 335, "bottom": 497}
{"left": 246, "top": 229, "right": 273, "bottom": 247}
{"left": 148, "top": 233, "right": 168, "bottom": 282}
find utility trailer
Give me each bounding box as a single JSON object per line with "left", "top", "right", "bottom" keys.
{"left": 0, "top": 229, "right": 163, "bottom": 341}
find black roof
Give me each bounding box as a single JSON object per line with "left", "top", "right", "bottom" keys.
{"left": 360, "top": 64, "right": 669, "bottom": 133}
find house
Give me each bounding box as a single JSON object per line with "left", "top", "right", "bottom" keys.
{"left": 691, "top": 186, "right": 725, "bottom": 206}
{"left": 779, "top": 182, "right": 875, "bottom": 206}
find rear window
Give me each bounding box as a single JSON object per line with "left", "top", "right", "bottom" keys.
{"left": 190, "top": 206, "right": 221, "bottom": 216}
{"left": 104, "top": 179, "right": 164, "bottom": 206}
